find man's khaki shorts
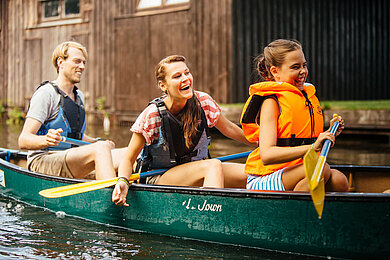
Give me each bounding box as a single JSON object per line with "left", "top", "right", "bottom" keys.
{"left": 146, "top": 174, "right": 161, "bottom": 184}
{"left": 29, "top": 151, "right": 74, "bottom": 178}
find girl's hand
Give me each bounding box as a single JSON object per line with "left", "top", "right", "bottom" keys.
{"left": 312, "top": 131, "right": 336, "bottom": 152}
{"left": 330, "top": 115, "right": 344, "bottom": 137}
{"left": 112, "top": 182, "right": 129, "bottom": 206}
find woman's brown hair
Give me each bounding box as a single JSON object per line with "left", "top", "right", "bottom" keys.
{"left": 155, "top": 55, "right": 202, "bottom": 149}
{"left": 256, "top": 39, "right": 302, "bottom": 81}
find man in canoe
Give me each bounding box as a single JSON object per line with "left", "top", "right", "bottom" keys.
{"left": 18, "top": 41, "right": 123, "bottom": 180}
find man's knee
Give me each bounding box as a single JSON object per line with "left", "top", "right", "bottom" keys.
{"left": 92, "top": 141, "right": 112, "bottom": 154}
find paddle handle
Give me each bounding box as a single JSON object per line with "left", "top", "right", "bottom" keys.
{"left": 320, "top": 121, "right": 340, "bottom": 158}
{"left": 60, "top": 136, "right": 90, "bottom": 146}
{"left": 139, "top": 169, "right": 166, "bottom": 178}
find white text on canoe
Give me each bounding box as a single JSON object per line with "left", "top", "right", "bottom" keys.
{"left": 182, "top": 198, "right": 222, "bottom": 212}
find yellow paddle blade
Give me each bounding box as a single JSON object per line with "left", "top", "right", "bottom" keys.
{"left": 304, "top": 148, "right": 325, "bottom": 219}
{"left": 303, "top": 148, "right": 319, "bottom": 184}
{"left": 309, "top": 177, "right": 325, "bottom": 219}
{"left": 39, "top": 177, "right": 119, "bottom": 198}
{"left": 129, "top": 173, "right": 141, "bottom": 182}
{"left": 39, "top": 173, "right": 142, "bottom": 198}
{"left": 310, "top": 156, "right": 326, "bottom": 189}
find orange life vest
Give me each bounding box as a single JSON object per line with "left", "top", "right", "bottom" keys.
{"left": 240, "top": 81, "right": 324, "bottom": 176}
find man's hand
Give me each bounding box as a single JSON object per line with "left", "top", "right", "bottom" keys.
{"left": 45, "top": 128, "right": 63, "bottom": 147}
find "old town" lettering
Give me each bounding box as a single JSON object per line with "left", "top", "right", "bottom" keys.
{"left": 197, "top": 200, "right": 222, "bottom": 212}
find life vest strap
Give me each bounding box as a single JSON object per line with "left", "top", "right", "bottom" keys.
{"left": 241, "top": 94, "right": 277, "bottom": 124}
{"left": 153, "top": 99, "right": 177, "bottom": 164}
{"left": 277, "top": 135, "right": 316, "bottom": 147}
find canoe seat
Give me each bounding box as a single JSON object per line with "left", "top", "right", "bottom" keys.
{"left": 0, "top": 150, "right": 27, "bottom": 169}
{"left": 0, "top": 151, "right": 11, "bottom": 162}
{"left": 347, "top": 171, "right": 390, "bottom": 193}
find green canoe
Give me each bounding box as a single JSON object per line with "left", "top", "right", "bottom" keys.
{"left": 0, "top": 148, "right": 389, "bottom": 259}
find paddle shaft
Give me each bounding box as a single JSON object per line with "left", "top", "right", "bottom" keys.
{"left": 313, "top": 121, "right": 340, "bottom": 184}
{"left": 60, "top": 136, "right": 90, "bottom": 146}
{"left": 320, "top": 121, "right": 340, "bottom": 158}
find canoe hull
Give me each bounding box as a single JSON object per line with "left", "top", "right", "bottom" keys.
{"left": 0, "top": 150, "right": 389, "bottom": 259}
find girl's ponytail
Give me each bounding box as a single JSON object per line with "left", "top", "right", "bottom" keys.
{"left": 255, "top": 39, "right": 302, "bottom": 82}
{"left": 256, "top": 54, "right": 274, "bottom": 81}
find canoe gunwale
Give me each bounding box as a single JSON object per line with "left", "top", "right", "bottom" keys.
{"left": 0, "top": 150, "right": 389, "bottom": 203}
{"left": 330, "top": 164, "right": 390, "bottom": 172}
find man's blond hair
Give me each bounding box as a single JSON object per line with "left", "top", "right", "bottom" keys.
{"left": 52, "top": 41, "right": 88, "bottom": 73}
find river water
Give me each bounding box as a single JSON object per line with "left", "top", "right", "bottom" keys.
{"left": 0, "top": 122, "right": 389, "bottom": 259}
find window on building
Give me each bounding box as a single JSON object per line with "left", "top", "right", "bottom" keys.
{"left": 137, "top": 0, "right": 189, "bottom": 10}
{"left": 40, "top": 0, "right": 80, "bottom": 20}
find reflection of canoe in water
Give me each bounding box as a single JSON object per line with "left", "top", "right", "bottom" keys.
{"left": 0, "top": 148, "right": 389, "bottom": 259}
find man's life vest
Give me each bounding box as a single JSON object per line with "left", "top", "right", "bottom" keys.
{"left": 36, "top": 81, "right": 86, "bottom": 150}
{"left": 136, "top": 97, "right": 211, "bottom": 172}
{"left": 240, "top": 81, "right": 324, "bottom": 176}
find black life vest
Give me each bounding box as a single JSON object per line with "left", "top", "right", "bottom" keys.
{"left": 136, "top": 97, "right": 211, "bottom": 172}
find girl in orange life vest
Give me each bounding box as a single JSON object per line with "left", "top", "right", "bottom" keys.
{"left": 241, "top": 39, "right": 349, "bottom": 191}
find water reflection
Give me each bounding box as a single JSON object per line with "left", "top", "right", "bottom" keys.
{"left": 328, "top": 133, "right": 390, "bottom": 165}
{"left": 0, "top": 123, "right": 23, "bottom": 150}
{"left": 1, "top": 122, "right": 389, "bottom": 166}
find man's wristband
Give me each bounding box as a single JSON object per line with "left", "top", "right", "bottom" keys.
{"left": 117, "top": 177, "right": 130, "bottom": 187}
{"left": 94, "top": 137, "right": 104, "bottom": 142}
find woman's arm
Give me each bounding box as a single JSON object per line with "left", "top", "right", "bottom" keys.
{"left": 214, "top": 114, "right": 257, "bottom": 147}
{"left": 112, "top": 132, "right": 145, "bottom": 206}
{"left": 118, "top": 133, "right": 146, "bottom": 179}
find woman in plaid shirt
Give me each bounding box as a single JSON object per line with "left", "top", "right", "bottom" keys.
{"left": 113, "top": 55, "right": 255, "bottom": 206}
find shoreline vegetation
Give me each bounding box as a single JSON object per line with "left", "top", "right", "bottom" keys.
{"left": 2, "top": 100, "right": 390, "bottom": 127}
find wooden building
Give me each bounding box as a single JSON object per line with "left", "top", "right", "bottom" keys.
{"left": 1, "top": 0, "right": 389, "bottom": 124}
{"left": 0, "top": 0, "right": 234, "bottom": 124}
